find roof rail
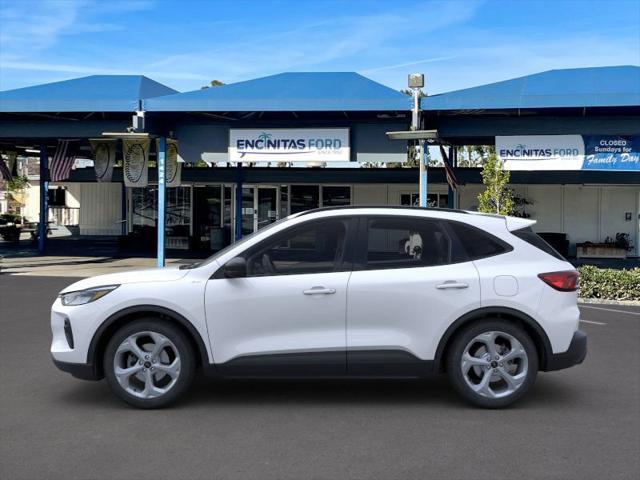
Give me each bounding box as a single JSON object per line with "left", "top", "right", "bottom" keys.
{"left": 297, "top": 205, "right": 469, "bottom": 216}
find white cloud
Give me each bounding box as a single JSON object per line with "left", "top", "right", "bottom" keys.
{"left": 0, "top": 0, "right": 153, "bottom": 56}
{"left": 0, "top": 59, "right": 209, "bottom": 81}
{"left": 360, "top": 56, "right": 459, "bottom": 74}
{"left": 1, "top": 0, "right": 637, "bottom": 95}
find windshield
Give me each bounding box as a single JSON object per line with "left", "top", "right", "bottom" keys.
{"left": 183, "top": 217, "right": 292, "bottom": 269}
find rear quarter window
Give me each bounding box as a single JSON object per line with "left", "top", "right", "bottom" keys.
{"left": 511, "top": 227, "right": 566, "bottom": 260}
{"left": 446, "top": 221, "right": 513, "bottom": 260}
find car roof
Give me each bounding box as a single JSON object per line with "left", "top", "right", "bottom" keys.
{"left": 296, "top": 205, "right": 470, "bottom": 217}
{"left": 291, "top": 205, "right": 521, "bottom": 232}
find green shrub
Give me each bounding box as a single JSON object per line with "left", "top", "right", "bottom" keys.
{"left": 578, "top": 265, "right": 640, "bottom": 301}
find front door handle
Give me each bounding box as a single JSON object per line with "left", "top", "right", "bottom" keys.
{"left": 303, "top": 286, "right": 336, "bottom": 295}
{"left": 436, "top": 281, "right": 469, "bottom": 289}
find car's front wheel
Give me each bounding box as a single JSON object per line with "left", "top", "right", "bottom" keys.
{"left": 104, "top": 318, "right": 195, "bottom": 408}
{"left": 446, "top": 320, "right": 538, "bottom": 408}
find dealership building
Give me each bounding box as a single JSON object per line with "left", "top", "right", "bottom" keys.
{"left": 1, "top": 65, "right": 639, "bottom": 258}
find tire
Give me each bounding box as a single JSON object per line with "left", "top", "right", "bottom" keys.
{"left": 446, "top": 319, "right": 538, "bottom": 408}
{"left": 104, "top": 318, "right": 196, "bottom": 409}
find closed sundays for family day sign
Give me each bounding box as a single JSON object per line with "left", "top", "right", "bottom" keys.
{"left": 229, "top": 128, "right": 350, "bottom": 162}
{"left": 497, "top": 135, "right": 640, "bottom": 171}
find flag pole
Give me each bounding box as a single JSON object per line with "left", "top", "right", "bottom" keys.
{"left": 38, "top": 144, "right": 48, "bottom": 254}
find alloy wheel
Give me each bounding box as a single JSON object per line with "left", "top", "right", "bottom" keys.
{"left": 460, "top": 330, "right": 529, "bottom": 399}
{"left": 113, "top": 331, "right": 181, "bottom": 399}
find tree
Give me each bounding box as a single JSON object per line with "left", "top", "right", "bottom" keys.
{"left": 477, "top": 152, "right": 514, "bottom": 215}
{"left": 201, "top": 79, "right": 225, "bottom": 89}
{"left": 457, "top": 145, "right": 495, "bottom": 167}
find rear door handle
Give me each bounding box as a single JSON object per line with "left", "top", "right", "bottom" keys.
{"left": 303, "top": 286, "right": 336, "bottom": 295}
{"left": 436, "top": 281, "right": 469, "bottom": 289}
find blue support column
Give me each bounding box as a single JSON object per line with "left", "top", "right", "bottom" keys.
{"left": 157, "top": 137, "right": 166, "bottom": 267}
{"left": 419, "top": 140, "right": 428, "bottom": 207}
{"left": 235, "top": 163, "right": 243, "bottom": 241}
{"left": 38, "top": 145, "right": 48, "bottom": 254}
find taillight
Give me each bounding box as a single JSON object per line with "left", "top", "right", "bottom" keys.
{"left": 538, "top": 271, "right": 579, "bottom": 292}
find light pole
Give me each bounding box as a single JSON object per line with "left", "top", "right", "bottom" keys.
{"left": 408, "top": 73, "right": 427, "bottom": 207}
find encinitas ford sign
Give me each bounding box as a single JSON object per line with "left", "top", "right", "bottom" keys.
{"left": 497, "top": 135, "right": 585, "bottom": 170}
{"left": 497, "top": 135, "right": 640, "bottom": 171}
{"left": 229, "top": 128, "right": 350, "bottom": 162}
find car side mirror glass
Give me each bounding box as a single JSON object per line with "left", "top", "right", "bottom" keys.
{"left": 224, "top": 257, "right": 247, "bottom": 278}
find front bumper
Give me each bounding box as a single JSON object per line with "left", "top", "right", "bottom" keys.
{"left": 544, "top": 330, "right": 587, "bottom": 371}
{"left": 52, "top": 357, "right": 102, "bottom": 381}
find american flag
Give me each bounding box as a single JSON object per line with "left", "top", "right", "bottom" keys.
{"left": 439, "top": 145, "right": 458, "bottom": 190}
{"left": 0, "top": 157, "right": 12, "bottom": 181}
{"left": 49, "top": 140, "right": 78, "bottom": 182}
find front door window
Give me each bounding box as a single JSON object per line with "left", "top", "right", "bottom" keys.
{"left": 244, "top": 218, "right": 349, "bottom": 276}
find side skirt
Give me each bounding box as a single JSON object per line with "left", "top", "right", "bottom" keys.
{"left": 204, "top": 350, "right": 435, "bottom": 379}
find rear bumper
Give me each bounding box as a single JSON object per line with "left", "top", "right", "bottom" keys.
{"left": 544, "top": 330, "right": 587, "bottom": 371}
{"left": 52, "top": 357, "right": 102, "bottom": 381}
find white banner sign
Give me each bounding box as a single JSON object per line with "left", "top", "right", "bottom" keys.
{"left": 90, "top": 139, "right": 116, "bottom": 182}
{"left": 123, "top": 138, "right": 150, "bottom": 187}
{"left": 229, "top": 128, "right": 350, "bottom": 163}
{"left": 497, "top": 135, "right": 585, "bottom": 170}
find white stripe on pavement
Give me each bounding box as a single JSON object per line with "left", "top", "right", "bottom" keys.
{"left": 579, "top": 319, "right": 607, "bottom": 325}
{"left": 579, "top": 305, "right": 640, "bottom": 316}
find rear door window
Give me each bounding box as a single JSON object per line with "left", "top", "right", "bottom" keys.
{"left": 363, "top": 217, "right": 464, "bottom": 270}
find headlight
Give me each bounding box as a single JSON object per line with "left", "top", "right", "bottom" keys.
{"left": 59, "top": 285, "right": 119, "bottom": 306}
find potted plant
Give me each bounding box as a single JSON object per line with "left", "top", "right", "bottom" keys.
{"left": 577, "top": 233, "right": 633, "bottom": 259}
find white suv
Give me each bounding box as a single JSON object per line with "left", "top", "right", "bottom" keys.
{"left": 51, "top": 207, "right": 586, "bottom": 408}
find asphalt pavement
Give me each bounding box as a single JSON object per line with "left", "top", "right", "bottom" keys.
{"left": 1, "top": 275, "right": 638, "bottom": 480}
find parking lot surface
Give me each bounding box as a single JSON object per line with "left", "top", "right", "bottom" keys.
{"left": 1, "top": 275, "right": 638, "bottom": 480}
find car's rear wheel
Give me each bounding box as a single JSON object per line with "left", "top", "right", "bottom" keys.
{"left": 446, "top": 320, "right": 538, "bottom": 408}
{"left": 104, "top": 318, "right": 195, "bottom": 408}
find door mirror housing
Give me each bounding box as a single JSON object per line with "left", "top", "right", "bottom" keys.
{"left": 224, "top": 257, "right": 247, "bottom": 278}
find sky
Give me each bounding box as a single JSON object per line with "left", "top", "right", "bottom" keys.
{"left": 0, "top": 0, "right": 639, "bottom": 94}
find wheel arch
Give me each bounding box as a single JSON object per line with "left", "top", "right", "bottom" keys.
{"left": 434, "top": 307, "right": 553, "bottom": 373}
{"left": 87, "top": 305, "right": 211, "bottom": 379}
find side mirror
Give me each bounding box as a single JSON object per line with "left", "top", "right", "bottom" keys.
{"left": 223, "top": 257, "right": 247, "bottom": 278}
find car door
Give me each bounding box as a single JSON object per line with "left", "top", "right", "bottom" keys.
{"left": 205, "top": 216, "right": 356, "bottom": 376}
{"left": 346, "top": 215, "right": 481, "bottom": 375}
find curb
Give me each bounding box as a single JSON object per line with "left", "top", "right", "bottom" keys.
{"left": 578, "top": 298, "right": 640, "bottom": 306}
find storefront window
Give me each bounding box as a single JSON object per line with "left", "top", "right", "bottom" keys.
{"left": 130, "top": 186, "right": 191, "bottom": 249}
{"left": 193, "top": 186, "right": 223, "bottom": 251}
{"left": 401, "top": 193, "right": 419, "bottom": 207}
{"left": 166, "top": 187, "right": 191, "bottom": 249}
{"left": 223, "top": 186, "right": 232, "bottom": 230}
{"left": 401, "top": 192, "right": 448, "bottom": 208}
{"left": 290, "top": 185, "right": 319, "bottom": 214}
{"left": 131, "top": 187, "right": 157, "bottom": 228}
{"left": 280, "top": 185, "right": 289, "bottom": 219}
{"left": 322, "top": 186, "right": 350, "bottom": 207}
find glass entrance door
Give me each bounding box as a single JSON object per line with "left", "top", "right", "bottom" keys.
{"left": 241, "top": 187, "right": 255, "bottom": 237}
{"left": 235, "top": 186, "right": 280, "bottom": 238}
{"left": 257, "top": 187, "right": 278, "bottom": 230}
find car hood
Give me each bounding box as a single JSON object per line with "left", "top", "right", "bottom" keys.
{"left": 59, "top": 267, "right": 189, "bottom": 293}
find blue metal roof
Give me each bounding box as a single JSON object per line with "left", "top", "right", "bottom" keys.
{"left": 0, "top": 75, "right": 178, "bottom": 113}
{"left": 145, "top": 72, "right": 411, "bottom": 112}
{"left": 422, "top": 66, "right": 640, "bottom": 111}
